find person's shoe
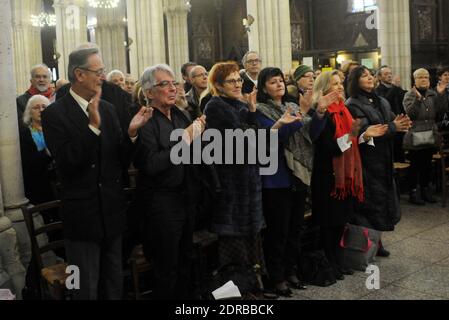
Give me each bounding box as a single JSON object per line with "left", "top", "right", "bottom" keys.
{"left": 338, "top": 266, "right": 354, "bottom": 276}
{"left": 422, "top": 186, "right": 437, "bottom": 203}
{"left": 333, "top": 267, "right": 345, "bottom": 281}
{"left": 286, "top": 276, "right": 308, "bottom": 290}
{"left": 409, "top": 189, "right": 425, "bottom": 205}
{"left": 376, "top": 246, "right": 391, "bottom": 257}
{"left": 274, "top": 282, "right": 293, "bottom": 297}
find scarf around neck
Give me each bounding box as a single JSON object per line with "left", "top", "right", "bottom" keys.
{"left": 28, "top": 85, "right": 54, "bottom": 99}
{"left": 327, "top": 101, "right": 364, "bottom": 202}
{"left": 257, "top": 100, "right": 314, "bottom": 185}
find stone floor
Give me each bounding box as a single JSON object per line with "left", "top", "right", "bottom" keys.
{"left": 284, "top": 196, "right": 449, "bottom": 300}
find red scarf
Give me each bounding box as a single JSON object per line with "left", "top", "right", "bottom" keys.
{"left": 327, "top": 101, "right": 364, "bottom": 202}
{"left": 27, "top": 85, "right": 54, "bottom": 99}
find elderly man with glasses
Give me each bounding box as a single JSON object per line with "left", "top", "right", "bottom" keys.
{"left": 42, "top": 44, "right": 151, "bottom": 300}
{"left": 134, "top": 64, "right": 207, "bottom": 300}
{"left": 241, "top": 51, "right": 262, "bottom": 94}
{"left": 17, "top": 64, "right": 54, "bottom": 124}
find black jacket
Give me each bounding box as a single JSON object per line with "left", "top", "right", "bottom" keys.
{"left": 375, "top": 83, "right": 406, "bottom": 115}
{"left": 57, "top": 81, "right": 132, "bottom": 135}
{"left": 346, "top": 94, "right": 401, "bottom": 231}
{"left": 42, "top": 93, "right": 135, "bottom": 241}
{"left": 311, "top": 115, "right": 355, "bottom": 227}
{"left": 19, "top": 126, "right": 55, "bottom": 205}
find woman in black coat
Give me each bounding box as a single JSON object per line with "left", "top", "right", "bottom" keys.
{"left": 204, "top": 62, "right": 266, "bottom": 288}
{"left": 345, "top": 66, "right": 412, "bottom": 256}
{"left": 20, "top": 95, "right": 55, "bottom": 207}
{"left": 311, "top": 70, "right": 388, "bottom": 279}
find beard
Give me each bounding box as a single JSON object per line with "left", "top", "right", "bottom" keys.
{"left": 36, "top": 84, "right": 49, "bottom": 92}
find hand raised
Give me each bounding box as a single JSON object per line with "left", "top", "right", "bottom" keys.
{"left": 88, "top": 88, "right": 102, "bottom": 129}
{"left": 128, "top": 106, "right": 153, "bottom": 137}
{"left": 279, "top": 106, "right": 303, "bottom": 125}
{"left": 299, "top": 89, "right": 313, "bottom": 114}
{"left": 365, "top": 124, "right": 388, "bottom": 139}
{"left": 412, "top": 86, "right": 423, "bottom": 100}
{"left": 246, "top": 87, "right": 258, "bottom": 112}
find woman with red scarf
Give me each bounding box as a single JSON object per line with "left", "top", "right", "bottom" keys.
{"left": 311, "top": 70, "right": 388, "bottom": 280}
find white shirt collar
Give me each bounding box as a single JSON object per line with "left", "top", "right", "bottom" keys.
{"left": 70, "top": 88, "right": 90, "bottom": 117}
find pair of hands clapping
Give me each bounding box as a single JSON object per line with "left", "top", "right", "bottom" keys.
{"left": 87, "top": 88, "right": 153, "bottom": 138}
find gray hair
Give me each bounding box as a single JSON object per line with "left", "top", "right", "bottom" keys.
{"left": 30, "top": 64, "right": 52, "bottom": 80}
{"left": 68, "top": 43, "right": 101, "bottom": 83}
{"left": 140, "top": 64, "right": 175, "bottom": 91}
{"left": 242, "top": 51, "right": 260, "bottom": 65}
{"left": 23, "top": 95, "right": 51, "bottom": 126}
{"left": 107, "top": 69, "right": 125, "bottom": 82}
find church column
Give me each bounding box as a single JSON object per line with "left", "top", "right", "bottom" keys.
{"left": 54, "top": 0, "right": 88, "bottom": 80}
{"left": 378, "top": 0, "right": 412, "bottom": 89}
{"left": 11, "top": 0, "right": 44, "bottom": 94}
{"left": 126, "top": 0, "right": 166, "bottom": 80}
{"left": 164, "top": 0, "right": 190, "bottom": 80}
{"left": 0, "top": 0, "right": 28, "bottom": 299}
{"left": 246, "top": 0, "right": 292, "bottom": 72}
{"left": 95, "top": 3, "right": 127, "bottom": 73}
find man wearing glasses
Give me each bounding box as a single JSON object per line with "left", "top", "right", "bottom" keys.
{"left": 185, "top": 65, "right": 209, "bottom": 120}
{"left": 17, "top": 64, "right": 53, "bottom": 124}
{"left": 241, "top": 51, "right": 262, "bottom": 94}
{"left": 134, "top": 64, "right": 206, "bottom": 299}
{"left": 42, "top": 44, "right": 152, "bottom": 300}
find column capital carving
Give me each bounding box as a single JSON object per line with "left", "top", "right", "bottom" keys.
{"left": 163, "top": 0, "right": 191, "bottom": 16}
{"left": 53, "top": 0, "right": 86, "bottom": 9}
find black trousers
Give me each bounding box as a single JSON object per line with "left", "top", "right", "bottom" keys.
{"left": 408, "top": 148, "right": 435, "bottom": 190}
{"left": 65, "top": 236, "right": 123, "bottom": 300}
{"left": 262, "top": 183, "right": 305, "bottom": 285}
{"left": 143, "top": 191, "right": 195, "bottom": 300}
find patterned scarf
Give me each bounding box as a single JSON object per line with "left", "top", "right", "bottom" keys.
{"left": 328, "top": 101, "right": 364, "bottom": 202}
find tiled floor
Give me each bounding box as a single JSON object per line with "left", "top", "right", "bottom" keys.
{"left": 285, "top": 196, "right": 449, "bottom": 300}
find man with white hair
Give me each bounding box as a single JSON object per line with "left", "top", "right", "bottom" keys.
{"left": 106, "top": 70, "right": 125, "bottom": 89}
{"left": 134, "top": 63, "right": 206, "bottom": 299}
{"left": 17, "top": 64, "right": 53, "bottom": 122}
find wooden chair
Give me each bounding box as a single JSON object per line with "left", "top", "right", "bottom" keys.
{"left": 394, "top": 162, "right": 411, "bottom": 197}
{"left": 437, "top": 131, "right": 449, "bottom": 207}
{"left": 128, "top": 244, "right": 153, "bottom": 300}
{"left": 21, "top": 200, "right": 69, "bottom": 300}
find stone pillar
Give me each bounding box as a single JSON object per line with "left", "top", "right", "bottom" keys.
{"left": 54, "top": 0, "right": 88, "bottom": 80}
{"left": 164, "top": 0, "right": 190, "bottom": 80}
{"left": 246, "top": 0, "right": 292, "bottom": 72}
{"left": 378, "top": 0, "right": 412, "bottom": 89}
{"left": 0, "top": 0, "right": 28, "bottom": 299}
{"left": 95, "top": 4, "right": 127, "bottom": 73}
{"left": 126, "top": 0, "right": 166, "bottom": 80}
{"left": 11, "top": 0, "right": 44, "bottom": 94}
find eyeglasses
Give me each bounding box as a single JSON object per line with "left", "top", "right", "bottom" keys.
{"left": 31, "top": 104, "right": 47, "bottom": 111}
{"left": 246, "top": 59, "right": 261, "bottom": 65}
{"left": 78, "top": 67, "right": 107, "bottom": 77}
{"left": 33, "top": 75, "right": 50, "bottom": 80}
{"left": 154, "top": 80, "right": 180, "bottom": 89}
{"left": 223, "top": 78, "right": 244, "bottom": 86}
{"left": 192, "top": 72, "right": 209, "bottom": 78}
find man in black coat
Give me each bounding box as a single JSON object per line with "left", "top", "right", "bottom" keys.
{"left": 375, "top": 66, "right": 407, "bottom": 162}
{"left": 241, "top": 51, "right": 261, "bottom": 94}
{"left": 42, "top": 44, "right": 151, "bottom": 300}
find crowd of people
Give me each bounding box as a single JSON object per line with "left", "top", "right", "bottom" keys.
{"left": 16, "top": 43, "right": 449, "bottom": 300}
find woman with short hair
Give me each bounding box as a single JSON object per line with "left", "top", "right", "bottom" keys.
{"left": 403, "top": 68, "right": 448, "bottom": 204}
